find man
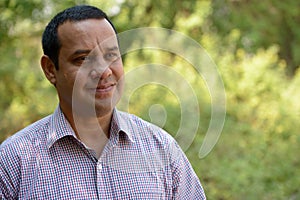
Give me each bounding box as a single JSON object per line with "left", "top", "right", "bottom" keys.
{"left": 0, "top": 5, "right": 206, "bottom": 199}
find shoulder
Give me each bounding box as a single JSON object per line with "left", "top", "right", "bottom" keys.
{"left": 0, "top": 115, "right": 51, "bottom": 154}
{"left": 115, "top": 110, "right": 186, "bottom": 166}
{"left": 116, "top": 110, "right": 176, "bottom": 146}
{"left": 0, "top": 116, "right": 51, "bottom": 199}
{"left": 115, "top": 110, "right": 188, "bottom": 170}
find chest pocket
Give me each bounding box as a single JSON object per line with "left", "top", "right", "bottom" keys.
{"left": 107, "top": 169, "right": 164, "bottom": 199}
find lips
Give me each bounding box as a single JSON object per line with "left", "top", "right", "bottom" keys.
{"left": 87, "top": 82, "right": 116, "bottom": 95}
{"left": 96, "top": 83, "right": 116, "bottom": 91}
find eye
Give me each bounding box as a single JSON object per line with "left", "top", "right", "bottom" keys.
{"left": 104, "top": 52, "right": 119, "bottom": 61}
{"left": 73, "top": 55, "right": 91, "bottom": 66}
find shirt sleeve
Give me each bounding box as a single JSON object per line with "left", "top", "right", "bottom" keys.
{"left": 0, "top": 144, "right": 21, "bottom": 199}
{"left": 170, "top": 140, "right": 206, "bottom": 200}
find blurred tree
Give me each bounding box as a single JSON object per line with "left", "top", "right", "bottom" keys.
{"left": 1, "top": 0, "right": 300, "bottom": 199}
{"left": 210, "top": 0, "right": 300, "bottom": 76}
{"left": 1, "top": 0, "right": 43, "bottom": 140}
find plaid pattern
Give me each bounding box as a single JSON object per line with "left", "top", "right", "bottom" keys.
{"left": 0, "top": 106, "right": 206, "bottom": 199}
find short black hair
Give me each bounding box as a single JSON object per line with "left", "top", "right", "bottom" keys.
{"left": 42, "top": 5, "right": 117, "bottom": 70}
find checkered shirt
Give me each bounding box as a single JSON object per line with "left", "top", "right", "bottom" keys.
{"left": 0, "top": 106, "right": 206, "bottom": 199}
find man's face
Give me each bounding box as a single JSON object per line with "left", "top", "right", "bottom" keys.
{"left": 55, "top": 18, "right": 124, "bottom": 117}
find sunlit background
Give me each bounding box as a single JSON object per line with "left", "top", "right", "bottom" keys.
{"left": 1, "top": 0, "right": 300, "bottom": 199}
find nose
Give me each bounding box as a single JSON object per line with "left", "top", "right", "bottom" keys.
{"left": 90, "top": 66, "right": 112, "bottom": 80}
{"left": 88, "top": 51, "right": 113, "bottom": 80}
{"left": 100, "top": 67, "right": 112, "bottom": 80}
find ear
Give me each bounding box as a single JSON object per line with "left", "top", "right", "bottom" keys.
{"left": 40, "top": 55, "right": 57, "bottom": 85}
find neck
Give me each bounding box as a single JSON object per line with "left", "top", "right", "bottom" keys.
{"left": 61, "top": 105, "right": 113, "bottom": 158}
{"left": 72, "top": 111, "right": 112, "bottom": 138}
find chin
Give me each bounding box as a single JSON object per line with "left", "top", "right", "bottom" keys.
{"left": 94, "top": 97, "right": 118, "bottom": 117}
{"left": 75, "top": 90, "right": 121, "bottom": 118}
{"left": 94, "top": 103, "right": 112, "bottom": 116}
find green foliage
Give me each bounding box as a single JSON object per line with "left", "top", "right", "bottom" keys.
{"left": 210, "top": 44, "right": 300, "bottom": 199}
{"left": 1, "top": 0, "right": 300, "bottom": 199}
{"left": 210, "top": 0, "right": 300, "bottom": 76}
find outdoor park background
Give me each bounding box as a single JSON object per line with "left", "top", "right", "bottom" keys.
{"left": 1, "top": 0, "right": 300, "bottom": 199}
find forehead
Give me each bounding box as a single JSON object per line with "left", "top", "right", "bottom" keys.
{"left": 57, "top": 18, "right": 118, "bottom": 50}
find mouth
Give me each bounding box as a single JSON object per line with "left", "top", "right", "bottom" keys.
{"left": 96, "top": 83, "right": 116, "bottom": 92}
{"left": 87, "top": 82, "right": 116, "bottom": 94}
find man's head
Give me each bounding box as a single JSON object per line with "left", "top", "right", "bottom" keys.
{"left": 42, "top": 5, "right": 117, "bottom": 70}
{"left": 41, "top": 5, "right": 124, "bottom": 119}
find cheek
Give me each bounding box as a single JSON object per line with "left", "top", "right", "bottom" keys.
{"left": 112, "top": 61, "right": 124, "bottom": 80}
{"left": 116, "top": 68, "right": 124, "bottom": 80}
{"left": 63, "top": 69, "right": 87, "bottom": 86}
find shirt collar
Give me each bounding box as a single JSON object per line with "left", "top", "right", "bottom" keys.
{"left": 110, "top": 108, "right": 135, "bottom": 143}
{"left": 46, "top": 106, "right": 77, "bottom": 149}
{"left": 46, "top": 107, "right": 135, "bottom": 149}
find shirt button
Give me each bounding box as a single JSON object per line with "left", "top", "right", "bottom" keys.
{"left": 98, "top": 164, "right": 102, "bottom": 170}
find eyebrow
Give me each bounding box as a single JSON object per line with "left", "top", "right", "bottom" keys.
{"left": 103, "top": 46, "right": 119, "bottom": 51}
{"left": 72, "top": 46, "right": 119, "bottom": 56}
{"left": 72, "top": 49, "right": 91, "bottom": 56}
